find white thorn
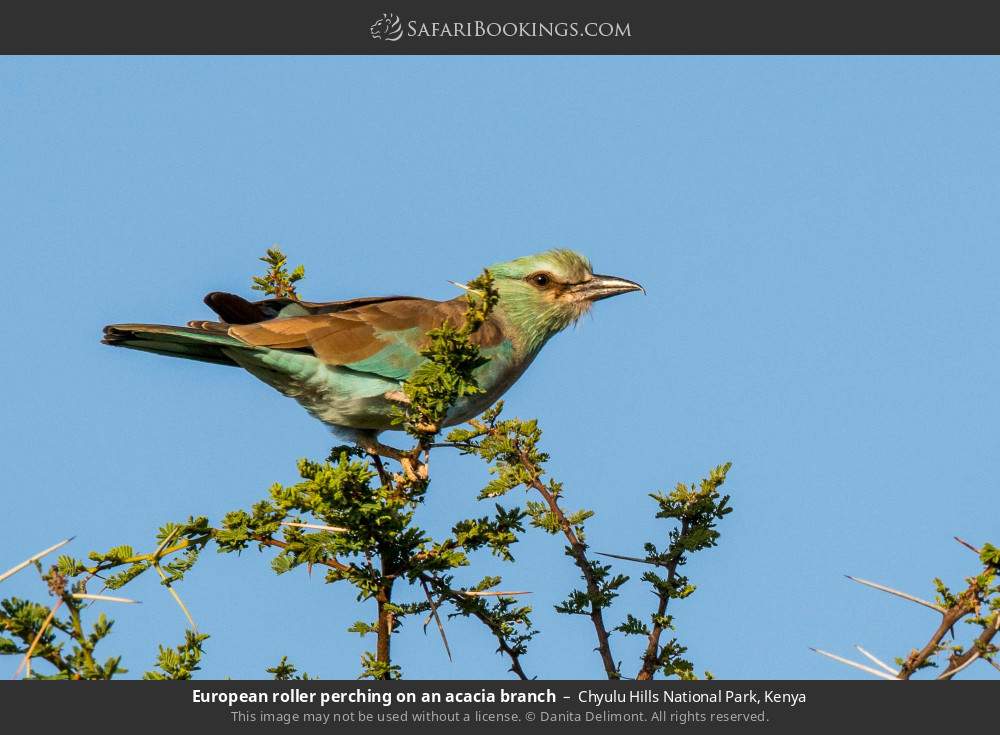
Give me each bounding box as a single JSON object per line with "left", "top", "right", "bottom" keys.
{"left": 459, "top": 590, "right": 531, "bottom": 597}
{"left": 154, "top": 564, "right": 196, "bottom": 629}
{"left": 71, "top": 592, "right": 140, "bottom": 604}
{"left": 845, "top": 575, "right": 946, "bottom": 614}
{"left": 420, "top": 579, "right": 452, "bottom": 662}
{"left": 447, "top": 280, "right": 485, "bottom": 296}
{"left": 152, "top": 527, "right": 181, "bottom": 559}
{"left": 854, "top": 645, "right": 898, "bottom": 676}
{"left": 810, "top": 648, "right": 899, "bottom": 680}
{"left": 0, "top": 537, "right": 75, "bottom": 584}
{"left": 281, "top": 521, "right": 349, "bottom": 533}
{"left": 937, "top": 652, "right": 980, "bottom": 680}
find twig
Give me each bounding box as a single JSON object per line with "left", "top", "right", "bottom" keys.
{"left": 0, "top": 537, "right": 75, "bottom": 584}
{"left": 12, "top": 598, "right": 64, "bottom": 679}
{"left": 636, "top": 518, "right": 689, "bottom": 681}
{"left": 519, "top": 447, "right": 619, "bottom": 680}
{"left": 422, "top": 576, "right": 531, "bottom": 680}
{"left": 82, "top": 535, "right": 203, "bottom": 574}
{"left": 934, "top": 610, "right": 1000, "bottom": 680}
{"left": 368, "top": 452, "right": 391, "bottom": 488}
{"left": 845, "top": 575, "right": 946, "bottom": 613}
{"left": 250, "top": 535, "right": 351, "bottom": 573}
{"left": 810, "top": 648, "right": 898, "bottom": 681}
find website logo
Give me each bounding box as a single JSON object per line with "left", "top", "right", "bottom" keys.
{"left": 370, "top": 13, "right": 403, "bottom": 42}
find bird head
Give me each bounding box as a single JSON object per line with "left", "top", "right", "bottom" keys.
{"left": 484, "top": 249, "right": 644, "bottom": 351}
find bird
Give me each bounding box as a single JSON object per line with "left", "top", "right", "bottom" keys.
{"left": 102, "top": 249, "right": 643, "bottom": 449}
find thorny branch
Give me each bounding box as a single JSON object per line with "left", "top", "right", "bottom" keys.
{"left": 516, "top": 448, "right": 620, "bottom": 679}
{"left": 420, "top": 574, "right": 532, "bottom": 681}
{"left": 635, "top": 517, "right": 689, "bottom": 681}
{"left": 815, "top": 539, "right": 1000, "bottom": 680}
{"left": 3, "top": 248, "right": 735, "bottom": 681}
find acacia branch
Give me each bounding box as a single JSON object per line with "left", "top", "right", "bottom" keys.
{"left": 375, "top": 562, "right": 394, "bottom": 676}
{"left": 897, "top": 570, "right": 992, "bottom": 679}
{"left": 636, "top": 519, "right": 689, "bottom": 681}
{"left": 820, "top": 546, "right": 1000, "bottom": 680}
{"left": 937, "top": 609, "right": 999, "bottom": 680}
{"left": 517, "top": 448, "right": 619, "bottom": 680}
{"left": 421, "top": 574, "right": 531, "bottom": 680}
{"left": 250, "top": 535, "right": 351, "bottom": 573}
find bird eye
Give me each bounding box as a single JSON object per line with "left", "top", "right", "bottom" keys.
{"left": 529, "top": 273, "right": 551, "bottom": 288}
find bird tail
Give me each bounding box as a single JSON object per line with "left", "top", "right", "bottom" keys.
{"left": 102, "top": 323, "right": 248, "bottom": 366}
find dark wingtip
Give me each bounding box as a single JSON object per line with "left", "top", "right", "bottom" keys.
{"left": 102, "top": 324, "right": 127, "bottom": 345}
{"left": 203, "top": 291, "right": 225, "bottom": 308}
{"left": 204, "top": 291, "right": 266, "bottom": 324}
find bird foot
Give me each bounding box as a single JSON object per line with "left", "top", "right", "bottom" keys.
{"left": 357, "top": 438, "right": 427, "bottom": 483}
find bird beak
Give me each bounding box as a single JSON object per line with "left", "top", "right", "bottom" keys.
{"left": 570, "top": 274, "right": 646, "bottom": 302}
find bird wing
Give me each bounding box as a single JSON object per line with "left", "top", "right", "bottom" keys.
{"left": 227, "top": 297, "right": 503, "bottom": 381}
{"left": 203, "top": 291, "right": 417, "bottom": 324}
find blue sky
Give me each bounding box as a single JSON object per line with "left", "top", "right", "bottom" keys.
{"left": 1, "top": 56, "right": 998, "bottom": 680}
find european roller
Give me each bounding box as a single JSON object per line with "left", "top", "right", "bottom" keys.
{"left": 103, "top": 250, "right": 643, "bottom": 447}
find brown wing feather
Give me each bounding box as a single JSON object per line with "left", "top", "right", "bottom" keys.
{"left": 228, "top": 296, "right": 504, "bottom": 366}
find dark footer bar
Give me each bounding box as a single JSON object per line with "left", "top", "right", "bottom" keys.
{"left": 1, "top": 680, "right": 994, "bottom": 732}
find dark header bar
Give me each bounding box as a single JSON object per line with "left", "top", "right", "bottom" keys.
{"left": 2, "top": 0, "right": 1000, "bottom": 54}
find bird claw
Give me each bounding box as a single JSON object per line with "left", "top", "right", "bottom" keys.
{"left": 357, "top": 439, "right": 427, "bottom": 483}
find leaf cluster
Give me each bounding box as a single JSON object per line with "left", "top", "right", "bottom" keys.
{"left": 143, "top": 630, "right": 209, "bottom": 680}
{"left": 393, "top": 271, "right": 499, "bottom": 439}
{"left": 621, "top": 463, "right": 732, "bottom": 679}
{"left": 251, "top": 246, "right": 305, "bottom": 299}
